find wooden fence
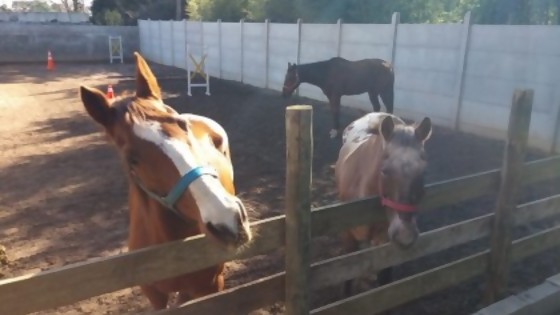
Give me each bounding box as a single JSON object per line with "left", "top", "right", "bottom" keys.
{"left": 473, "top": 272, "right": 560, "bottom": 315}
{"left": 0, "top": 89, "right": 559, "bottom": 315}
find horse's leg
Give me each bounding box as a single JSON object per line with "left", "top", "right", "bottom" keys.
{"left": 185, "top": 267, "right": 225, "bottom": 300}
{"left": 379, "top": 85, "right": 394, "bottom": 114}
{"left": 329, "top": 94, "right": 342, "bottom": 139}
{"left": 368, "top": 91, "right": 381, "bottom": 112}
{"left": 141, "top": 285, "right": 169, "bottom": 310}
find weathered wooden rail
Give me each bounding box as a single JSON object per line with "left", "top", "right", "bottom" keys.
{"left": 473, "top": 272, "right": 560, "bottom": 315}
{"left": 0, "top": 89, "right": 559, "bottom": 315}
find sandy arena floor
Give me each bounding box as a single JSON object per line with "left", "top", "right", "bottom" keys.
{"left": 0, "top": 62, "right": 559, "bottom": 315}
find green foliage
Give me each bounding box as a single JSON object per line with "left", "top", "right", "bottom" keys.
{"left": 12, "top": 0, "right": 54, "bottom": 12}
{"left": 0, "top": 4, "right": 11, "bottom": 12}
{"left": 93, "top": 0, "right": 560, "bottom": 25}
{"left": 91, "top": 0, "right": 186, "bottom": 25}
{"left": 102, "top": 9, "right": 123, "bottom": 25}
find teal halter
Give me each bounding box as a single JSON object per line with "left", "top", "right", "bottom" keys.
{"left": 131, "top": 166, "right": 219, "bottom": 221}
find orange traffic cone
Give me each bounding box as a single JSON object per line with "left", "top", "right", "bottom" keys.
{"left": 106, "top": 84, "right": 114, "bottom": 99}
{"left": 47, "top": 50, "right": 55, "bottom": 70}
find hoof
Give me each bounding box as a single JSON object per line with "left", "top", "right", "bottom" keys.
{"left": 329, "top": 129, "right": 338, "bottom": 139}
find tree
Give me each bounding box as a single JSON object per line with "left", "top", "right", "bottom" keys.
{"left": 60, "top": 0, "right": 84, "bottom": 12}
{"left": 91, "top": 0, "right": 186, "bottom": 25}
{"left": 103, "top": 9, "right": 123, "bottom": 25}
{"left": 12, "top": 0, "right": 54, "bottom": 12}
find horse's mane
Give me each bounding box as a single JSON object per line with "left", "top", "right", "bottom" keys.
{"left": 112, "top": 95, "right": 178, "bottom": 126}
{"left": 297, "top": 59, "right": 334, "bottom": 87}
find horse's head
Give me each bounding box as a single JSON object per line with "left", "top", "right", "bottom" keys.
{"left": 79, "top": 52, "right": 252, "bottom": 249}
{"left": 282, "top": 62, "right": 299, "bottom": 98}
{"left": 378, "top": 116, "right": 432, "bottom": 249}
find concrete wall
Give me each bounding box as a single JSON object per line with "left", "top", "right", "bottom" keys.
{"left": 0, "top": 12, "right": 89, "bottom": 23}
{"left": 138, "top": 17, "right": 560, "bottom": 153}
{"left": 0, "top": 23, "right": 139, "bottom": 63}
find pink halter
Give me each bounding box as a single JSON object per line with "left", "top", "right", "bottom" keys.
{"left": 379, "top": 181, "right": 417, "bottom": 213}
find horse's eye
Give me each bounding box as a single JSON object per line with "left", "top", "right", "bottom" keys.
{"left": 177, "top": 119, "right": 188, "bottom": 132}
{"left": 127, "top": 155, "right": 139, "bottom": 166}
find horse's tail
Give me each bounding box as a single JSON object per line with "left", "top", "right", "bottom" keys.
{"left": 379, "top": 83, "right": 394, "bottom": 114}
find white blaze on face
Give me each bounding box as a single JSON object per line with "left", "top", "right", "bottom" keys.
{"left": 132, "top": 120, "right": 241, "bottom": 234}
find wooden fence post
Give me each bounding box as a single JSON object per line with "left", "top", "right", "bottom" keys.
{"left": 285, "top": 105, "right": 313, "bottom": 315}
{"left": 485, "top": 89, "right": 534, "bottom": 303}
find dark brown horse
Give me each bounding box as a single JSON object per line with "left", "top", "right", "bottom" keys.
{"left": 282, "top": 57, "right": 394, "bottom": 138}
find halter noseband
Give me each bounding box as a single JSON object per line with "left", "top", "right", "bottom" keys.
{"left": 131, "top": 166, "right": 218, "bottom": 222}
{"left": 379, "top": 180, "right": 417, "bottom": 214}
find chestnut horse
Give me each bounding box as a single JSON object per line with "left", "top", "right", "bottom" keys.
{"left": 282, "top": 57, "right": 394, "bottom": 139}
{"left": 79, "top": 52, "right": 252, "bottom": 309}
{"left": 335, "top": 112, "right": 431, "bottom": 294}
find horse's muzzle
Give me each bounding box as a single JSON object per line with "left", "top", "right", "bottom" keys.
{"left": 205, "top": 198, "right": 252, "bottom": 248}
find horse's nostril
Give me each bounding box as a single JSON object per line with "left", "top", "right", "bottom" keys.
{"left": 206, "top": 222, "right": 238, "bottom": 244}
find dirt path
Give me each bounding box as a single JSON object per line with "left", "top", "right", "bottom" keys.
{"left": 0, "top": 63, "right": 559, "bottom": 315}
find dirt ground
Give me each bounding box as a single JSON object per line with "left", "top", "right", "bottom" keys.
{"left": 0, "top": 62, "right": 559, "bottom": 315}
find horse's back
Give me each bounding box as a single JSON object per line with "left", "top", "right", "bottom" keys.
{"left": 341, "top": 112, "right": 401, "bottom": 145}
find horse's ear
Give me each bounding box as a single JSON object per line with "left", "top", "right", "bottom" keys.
{"left": 415, "top": 117, "right": 432, "bottom": 142}
{"left": 380, "top": 116, "right": 394, "bottom": 142}
{"left": 80, "top": 86, "right": 113, "bottom": 128}
{"left": 134, "top": 52, "right": 161, "bottom": 99}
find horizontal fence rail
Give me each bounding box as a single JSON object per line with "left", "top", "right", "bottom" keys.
{"left": 151, "top": 193, "right": 560, "bottom": 315}
{"left": 313, "top": 223, "right": 560, "bottom": 315}
{"left": 0, "top": 156, "right": 558, "bottom": 315}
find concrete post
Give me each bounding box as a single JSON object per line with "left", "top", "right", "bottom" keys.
{"left": 453, "top": 11, "right": 473, "bottom": 130}
{"left": 200, "top": 19, "right": 204, "bottom": 56}
{"left": 336, "top": 18, "right": 343, "bottom": 57}
{"left": 265, "top": 19, "right": 270, "bottom": 88}
{"left": 296, "top": 18, "right": 302, "bottom": 96}
{"left": 183, "top": 19, "right": 188, "bottom": 70}
{"left": 390, "top": 12, "right": 400, "bottom": 66}
{"left": 240, "top": 19, "right": 245, "bottom": 83}
{"left": 158, "top": 20, "right": 163, "bottom": 64}
{"left": 170, "top": 21, "right": 176, "bottom": 66}
{"left": 218, "top": 19, "right": 222, "bottom": 79}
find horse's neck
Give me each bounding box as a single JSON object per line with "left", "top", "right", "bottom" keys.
{"left": 364, "top": 136, "right": 384, "bottom": 193}
{"left": 298, "top": 62, "right": 329, "bottom": 88}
